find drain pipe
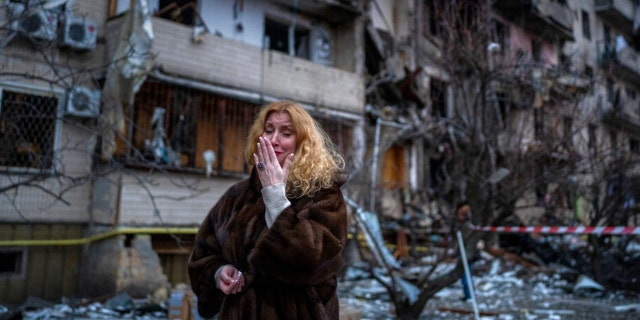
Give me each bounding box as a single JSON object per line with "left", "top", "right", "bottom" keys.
{"left": 0, "top": 227, "right": 198, "bottom": 246}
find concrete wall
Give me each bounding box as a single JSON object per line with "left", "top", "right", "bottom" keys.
{"left": 118, "top": 172, "right": 241, "bottom": 226}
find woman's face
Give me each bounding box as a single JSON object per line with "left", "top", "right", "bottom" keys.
{"left": 261, "top": 111, "right": 297, "bottom": 166}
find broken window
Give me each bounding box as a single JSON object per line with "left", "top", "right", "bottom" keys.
{"left": 264, "top": 17, "right": 310, "bottom": 59}
{"left": 0, "top": 88, "right": 59, "bottom": 170}
{"left": 264, "top": 17, "right": 334, "bottom": 66}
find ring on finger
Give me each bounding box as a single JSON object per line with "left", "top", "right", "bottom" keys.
{"left": 257, "top": 162, "right": 265, "bottom": 171}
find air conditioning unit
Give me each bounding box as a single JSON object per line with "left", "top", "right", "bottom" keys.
{"left": 6, "top": 2, "right": 59, "bottom": 41}
{"left": 61, "top": 14, "right": 97, "bottom": 50}
{"left": 309, "top": 25, "right": 333, "bottom": 66}
{"left": 65, "top": 86, "right": 101, "bottom": 118}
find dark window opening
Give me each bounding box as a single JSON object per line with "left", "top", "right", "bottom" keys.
{"left": 425, "top": 0, "right": 444, "bottom": 38}
{"left": 631, "top": 138, "right": 640, "bottom": 154}
{"left": 585, "top": 66, "right": 593, "bottom": 78}
{"left": 493, "top": 20, "right": 508, "bottom": 52}
{"left": 0, "top": 89, "right": 58, "bottom": 170}
{"left": 627, "top": 87, "right": 636, "bottom": 100}
{"left": 588, "top": 124, "right": 597, "bottom": 155}
{"left": 124, "top": 234, "right": 135, "bottom": 248}
{"left": 531, "top": 39, "right": 542, "bottom": 64}
{"left": 264, "top": 18, "right": 310, "bottom": 60}
{"left": 0, "top": 250, "right": 23, "bottom": 275}
{"left": 430, "top": 79, "right": 447, "bottom": 118}
{"left": 496, "top": 92, "right": 510, "bottom": 129}
{"left": 582, "top": 10, "right": 591, "bottom": 40}
{"left": 534, "top": 108, "right": 544, "bottom": 139}
{"left": 607, "top": 79, "right": 615, "bottom": 103}
{"left": 155, "top": 0, "right": 197, "bottom": 26}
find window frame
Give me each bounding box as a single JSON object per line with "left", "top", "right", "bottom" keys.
{"left": 0, "top": 83, "right": 63, "bottom": 174}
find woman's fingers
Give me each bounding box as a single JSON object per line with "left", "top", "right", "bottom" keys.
{"left": 220, "top": 267, "right": 244, "bottom": 295}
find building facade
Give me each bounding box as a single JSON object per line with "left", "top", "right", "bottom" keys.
{"left": 1, "top": 0, "right": 638, "bottom": 306}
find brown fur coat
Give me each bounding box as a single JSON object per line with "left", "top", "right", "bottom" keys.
{"left": 188, "top": 169, "right": 348, "bottom": 319}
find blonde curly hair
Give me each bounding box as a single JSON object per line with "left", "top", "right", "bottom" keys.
{"left": 244, "top": 100, "right": 345, "bottom": 198}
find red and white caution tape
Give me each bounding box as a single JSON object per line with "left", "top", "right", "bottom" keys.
{"left": 472, "top": 225, "right": 640, "bottom": 235}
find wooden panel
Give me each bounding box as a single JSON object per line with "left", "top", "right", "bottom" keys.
{"left": 160, "top": 253, "right": 190, "bottom": 287}
{"left": 222, "top": 99, "right": 250, "bottom": 172}
{"left": 0, "top": 224, "right": 85, "bottom": 304}
{"left": 195, "top": 93, "right": 220, "bottom": 169}
{"left": 61, "top": 225, "right": 84, "bottom": 297}
{"left": 43, "top": 226, "right": 64, "bottom": 300}
{"left": 25, "top": 225, "right": 48, "bottom": 299}
{"left": 382, "top": 144, "right": 406, "bottom": 189}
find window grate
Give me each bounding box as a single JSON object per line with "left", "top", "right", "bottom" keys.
{"left": 0, "top": 90, "right": 58, "bottom": 170}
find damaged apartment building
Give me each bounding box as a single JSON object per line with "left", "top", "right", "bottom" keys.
{"left": 0, "top": 0, "right": 365, "bottom": 303}
{"left": 1, "top": 0, "right": 640, "bottom": 306}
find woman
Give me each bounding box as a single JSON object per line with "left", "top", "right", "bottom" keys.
{"left": 188, "top": 100, "right": 348, "bottom": 319}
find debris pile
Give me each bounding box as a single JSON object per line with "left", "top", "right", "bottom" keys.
{"left": 0, "top": 285, "right": 203, "bottom": 320}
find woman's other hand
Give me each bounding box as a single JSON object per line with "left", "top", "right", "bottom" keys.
{"left": 216, "top": 265, "right": 244, "bottom": 295}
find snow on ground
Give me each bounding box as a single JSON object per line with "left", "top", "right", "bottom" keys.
{"left": 338, "top": 259, "right": 640, "bottom": 320}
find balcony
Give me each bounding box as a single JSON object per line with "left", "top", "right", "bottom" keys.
{"left": 492, "top": 0, "right": 574, "bottom": 41}
{"left": 106, "top": 16, "right": 364, "bottom": 115}
{"left": 595, "top": 0, "right": 637, "bottom": 37}
{"left": 598, "top": 40, "right": 640, "bottom": 87}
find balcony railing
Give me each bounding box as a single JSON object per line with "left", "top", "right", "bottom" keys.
{"left": 492, "top": 0, "right": 574, "bottom": 41}
{"left": 595, "top": 0, "right": 637, "bottom": 37}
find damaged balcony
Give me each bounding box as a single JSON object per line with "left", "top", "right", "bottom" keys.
{"left": 105, "top": 15, "right": 364, "bottom": 115}
{"left": 595, "top": 0, "right": 638, "bottom": 37}
{"left": 598, "top": 40, "right": 640, "bottom": 87}
{"left": 492, "top": 0, "right": 574, "bottom": 42}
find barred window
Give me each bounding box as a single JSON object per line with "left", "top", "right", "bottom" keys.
{"left": 0, "top": 89, "right": 59, "bottom": 170}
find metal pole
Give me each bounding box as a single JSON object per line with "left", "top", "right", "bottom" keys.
{"left": 457, "top": 230, "right": 480, "bottom": 320}
{"left": 370, "top": 117, "right": 381, "bottom": 212}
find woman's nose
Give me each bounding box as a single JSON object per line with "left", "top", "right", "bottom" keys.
{"left": 269, "top": 133, "right": 279, "bottom": 144}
